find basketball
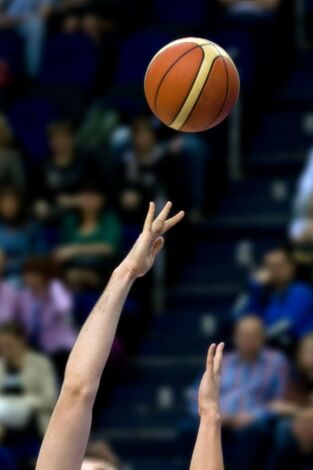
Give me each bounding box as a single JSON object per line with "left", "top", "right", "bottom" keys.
{"left": 144, "top": 37, "right": 240, "bottom": 133}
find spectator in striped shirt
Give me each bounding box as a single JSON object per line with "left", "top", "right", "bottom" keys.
{"left": 188, "top": 315, "right": 290, "bottom": 470}
{"left": 220, "top": 315, "right": 290, "bottom": 470}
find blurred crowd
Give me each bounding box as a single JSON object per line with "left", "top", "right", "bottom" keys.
{"left": 0, "top": 0, "right": 311, "bottom": 469}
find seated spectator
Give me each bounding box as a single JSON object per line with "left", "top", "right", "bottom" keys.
{"left": 265, "top": 334, "right": 313, "bottom": 467}
{"left": 33, "top": 120, "right": 101, "bottom": 221}
{"left": 54, "top": 184, "right": 121, "bottom": 290}
{"left": 269, "top": 407, "right": 313, "bottom": 470}
{"left": 269, "top": 333, "right": 313, "bottom": 419}
{"left": 116, "top": 116, "right": 207, "bottom": 223}
{"left": 188, "top": 316, "right": 289, "bottom": 470}
{"left": 0, "top": 187, "right": 45, "bottom": 282}
{"left": 239, "top": 246, "right": 313, "bottom": 348}
{"left": 290, "top": 147, "right": 313, "bottom": 242}
{"left": 82, "top": 440, "right": 120, "bottom": 470}
{"left": 0, "top": 0, "right": 53, "bottom": 77}
{"left": 0, "top": 114, "right": 25, "bottom": 190}
{"left": 0, "top": 322, "right": 57, "bottom": 468}
{"left": 290, "top": 196, "right": 313, "bottom": 243}
{"left": 61, "top": 0, "right": 117, "bottom": 41}
{"left": 0, "top": 251, "right": 18, "bottom": 323}
{"left": 19, "top": 257, "right": 76, "bottom": 380}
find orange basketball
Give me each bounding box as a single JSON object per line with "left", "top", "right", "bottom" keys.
{"left": 144, "top": 37, "right": 240, "bottom": 133}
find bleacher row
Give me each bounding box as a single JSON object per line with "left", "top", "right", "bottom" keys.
{"left": 99, "top": 29, "right": 313, "bottom": 470}
{"left": 0, "top": 1, "right": 313, "bottom": 469}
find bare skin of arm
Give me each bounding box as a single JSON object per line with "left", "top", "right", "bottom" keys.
{"left": 36, "top": 201, "right": 184, "bottom": 470}
{"left": 190, "top": 343, "right": 225, "bottom": 470}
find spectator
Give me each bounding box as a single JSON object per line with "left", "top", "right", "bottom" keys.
{"left": 188, "top": 315, "right": 289, "bottom": 470}
{"left": 0, "top": 187, "right": 45, "bottom": 281}
{"left": 54, "top": 184, "right": 122, "bottom": 289}
{"left": 18, "top": 257, "right": 76, "bottom": 380}
{"left": 269, "top": 407, "right": 313, "bottom": 470}
{"left": 0, "top": 0, "right": 53, "bottom": 77}
{"left": 0, "top": 114, "right": 25, "bottom": 190}
{"left": 61, "top": 0, "right": 117, "bottom": 41}
{"left": 0, "top": 251, "right": 19, "bottom": 323}
{"left": 116, "top": 116, "right": 208, "bottom": 222}
{"left": 269, "top": 333, "right": 313, "bottom": 419}
{"left": 0, "top": 322, "right": 57, "bottom": 468}
{"left": 33, "top": 120, "right": 105, "bottom": 220}
{"left": 266, "top": 334, "right": 313, "bottom": 468}
{"left": 292, "top": 146, "right": 313, "bottom": 220}
{"left": 33, "top": 121, "right": 87, "bottom": 219}
{"left": 239, "top": 246, "right": 313, "bottom": 347}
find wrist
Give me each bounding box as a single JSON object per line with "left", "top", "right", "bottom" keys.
{"left": 199, "top": 405, "right": 221, "bottom": 422}
{"left": 114, "top": 262, "right": 137, "bottom": 283}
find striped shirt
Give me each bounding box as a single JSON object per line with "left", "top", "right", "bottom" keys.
{"left": 219, "top": 349, "right": 289, "bottom": 419}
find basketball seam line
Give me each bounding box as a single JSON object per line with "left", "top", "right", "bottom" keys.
{"left": 209, "top": 43, "right": 230, "bottom": 126}
{"left": 167, "top": 46, "right": 205, "bottom": 128}
{"left": 177, "top": 53, "right": 220, "bottom": 130}
{"left": 152, "top": 43, "right": 212, "bottom": 115}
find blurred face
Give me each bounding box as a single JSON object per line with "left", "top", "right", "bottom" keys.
{"left": 81, "top": 459, "right": 116, "bottom": 470}
{"left": 298, "top": 337, "right": 313, "bottom": 382}
{"left": 234, "top": 316, "right": 265, "bottom": 359}
{"left": 264, "top": 250, "right": 295, "bottom": 287}
{"left": 133, "top": 123, "right": 156, "bottom": 155}
{"left": 49, "top": 130, "right": 74, "bottom": 157}
{"left": 80, "top": 191, "right": 105, "bottom": 215}
{"left": 0, "top": 191, "right": 21, "bottom": 221}
{"left": 0, "top": 333, "right": 24, "bottom": 363}
{"left": 293, "top": 409, "right": 313, "bottom": 449}
{"left": 23, "top": 271, "right": 48, "bottom": 295}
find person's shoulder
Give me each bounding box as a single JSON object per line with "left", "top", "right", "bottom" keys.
{"left": 0, "top": 280, "right": 17, "bottom": 295}
{"left": 290, "top": 281, "right": 313, "bottom": 297}
{"left": 223, "top": 351, "right": 238, "bottom": 365}
{"left": 262, "top": 348, "right": 288, "bottom": 365}
{"left": 26, "top": 351, "right": 54, "bottom": 370}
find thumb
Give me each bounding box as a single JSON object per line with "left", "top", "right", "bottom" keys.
{"left": 152, "top": 236, "right": 165, "bottom": 257}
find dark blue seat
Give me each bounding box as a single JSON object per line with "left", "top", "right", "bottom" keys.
{"left": 8, "top": 96, "right": 58, "bottom": 163}
{"left": 115, "top": 29, "right": 172, "bottom": 85}
{"left": 153, "top": 0, "right": 209, "bottom": 27}
{"left": 211, "top": 30, "right": 255, "bottom": 90}
{"left": 0, "top": 30, "right": 24, "bottom": 77}
{"left": 39, "top": 33, "right": 98, "bottom": 89}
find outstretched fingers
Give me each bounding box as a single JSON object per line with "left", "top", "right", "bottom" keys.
{"left": 152, "top": 201, "right": 172, "bottom": 233}
{"left": 206, "top": 343, "right": 216, "bottom": 377}
{"left": 162, "top": 210, "right": 185, "bottom": 233}
{"left": 213, "top": 342, "right": 224, "bottom": 376}
{"left": 143, "top": 201, "right": 185, "bottom": 236}
{"left": 143, "top": 202, "right": 155, "bottom": 232}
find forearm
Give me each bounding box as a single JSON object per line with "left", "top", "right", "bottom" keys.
{"left": 190, "top": 408, "right": 224, "bottom": 470}
{"left": 63, "top": 263, "right": 134, "bottom": 396}
{"left": 36, "top": 263, "right": 135, "bottom": 470}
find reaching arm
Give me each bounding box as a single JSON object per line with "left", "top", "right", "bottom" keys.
{"left": 190, "top": 343, "right": 225, "bottom": 470}
{"left": 36, "top": 202, "right": 184, "bottom": 470}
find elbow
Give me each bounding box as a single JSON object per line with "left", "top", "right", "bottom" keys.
{"left": 62, "top": 380, "right": 98, "bottom": 403}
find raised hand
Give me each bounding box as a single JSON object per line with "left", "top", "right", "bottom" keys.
{"left": 198, "top": 343, "right": 224, "bottom": 416}
{"left": 121, "top": 201, "right": 184, "bottom": 279}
